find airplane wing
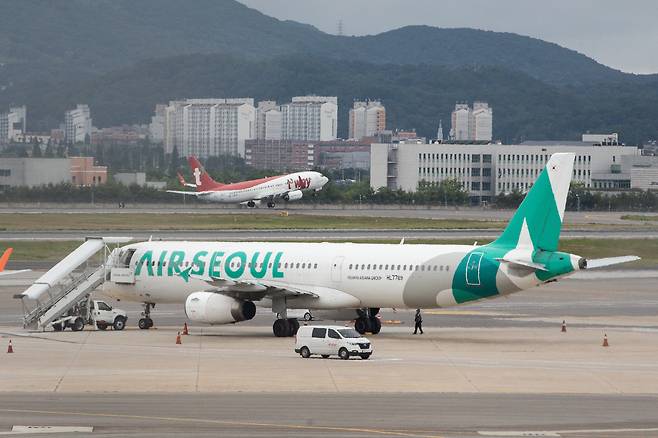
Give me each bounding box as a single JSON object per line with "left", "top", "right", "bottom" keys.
{"left": 166, "top": 190, "right": 215, "bottom": 196}
{"left": 0, "top": 269, "right": 31, "bottom": 278}
{"left": 177, "top": 269, "right": 358, "bottom": 306}
{"left": 585, "top": 255, "right": 640, "bottom": 269}
{"left": 0, "top": 248, "right": 30, "bottom": 277}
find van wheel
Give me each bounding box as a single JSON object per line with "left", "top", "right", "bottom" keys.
{"left": 338, "top": 348, "right": 350, "bottom": 360}
{"left": 321, "top": 354, "right": 330, "bottom": 359}
{"left": 113, "top": 317, "right": 126, "bottom": 331}
{"left": 300, "top": 346, "right": 311, "bottom": 358}
{"left": 71, "top": 317, "right": 84, "bottom": 332}
{"left": 360, "top": 353, "right": 371, "bottom": 360}
{"left": 303, "top": 312, "right": 313, "bottom": 321}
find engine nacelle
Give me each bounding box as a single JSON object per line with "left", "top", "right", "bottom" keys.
{"left": 283, "top": 190, "right": 303, "bottom": 201}
{"left": 185, "top": 292, "right": 256, "bottom": 325}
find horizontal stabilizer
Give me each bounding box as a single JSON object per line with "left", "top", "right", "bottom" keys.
{"left": 496, "top": 257, "right": 548, "bottom": 271}
{"left": 166, "top": 190, "right": 202, "bottom": 196}
{"left": 586, "top": 255, "right": 640, "bottom": 269}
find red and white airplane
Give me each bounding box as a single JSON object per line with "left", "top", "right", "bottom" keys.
{"left": 168, "top": 157, "right": 329, "bottom": 208}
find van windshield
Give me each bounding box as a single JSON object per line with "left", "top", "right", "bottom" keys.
{"left": 338, "top": 329, "right": 361, "bottom": 338}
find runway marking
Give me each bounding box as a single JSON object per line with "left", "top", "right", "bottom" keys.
{"left": 0, "top": 426, "right": 94, "bottom": 435}
{"left": 480, "top": 427, "right": 658, "bottom": 436}
{"left": 0, "top": 408, "right": 444, "bottom": 437}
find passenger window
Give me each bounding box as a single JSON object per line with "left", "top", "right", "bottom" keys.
{"left": 379, "top": 264, "right": 383, "bottom": 270}
{"left": 349, "top": 264, "right": 353, "bottom": 269}
{"left": 284, "top": 263, "right": 288, "bottom": 268}
{"left": 361, "top": 264, "right": 365, "bottom": 269}
{"left": 367, "top": 264, "right": 371, "bottom": 269}
{"left": 314, "top": 263, "right": 317, "bottom": 269}
{"left": 328, "top": 329, "right": 340, "bottom": 339}
{"left": 385, "top": 264, "right": 389, "bottom": 270}
{"left": 397, "top": 265, "right": 401, "bottom": 270}
{"left": 296, "top": 263, "right": 300, "bottom": 269}
{"left": 421, "top": 265, "right": 425, "bottom": 271}
{"left": 302, "top": 263, "right": 306, "bottom": 269}
{"left": 312, "top": 328, "right": 326, "bottom": 338}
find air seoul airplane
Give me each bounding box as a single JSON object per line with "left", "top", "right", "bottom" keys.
{"left": 104, "top": 153, "right": 638, "bottom": 335}
{"left": 168, "top": 156, "right": 329, "bottom": 208}
{"left": 0, "top": 248, "right": 30, "bottom": 277}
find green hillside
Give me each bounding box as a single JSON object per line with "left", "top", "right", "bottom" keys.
{"left": 15, "top": 53, "right": 658, "bottom": 144}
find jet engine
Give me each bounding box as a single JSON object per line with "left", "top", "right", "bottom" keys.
{"left": 185, "top": 292, "right": 256, "bottom": 325}
{"left": 283, "top": 190, "right": 303, "bottom": 201}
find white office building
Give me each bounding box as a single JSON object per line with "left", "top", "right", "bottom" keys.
{"left": 281, "top": 96, "right": 337, "bottom": 141}
{"left": 149, "top": 104, "right": 167, "bottom": 143}
{"left": 163, "top": 98, "right": 256, "bottom": 157}
{"left": 371, "top": 141, "right": 640, "bottom": 203}
{"left": 64, "top": 104, "right": 92, "bottom": 144}
{"left": 0, "top": 106, "right": 27, "bottom": 143}
{"left": 349, "top": 100, "right": 386, "bottom": 140}
{"left": 255, "top": 101, "right": 282, "bottom": 140}
{"left": 450, "top": 102, "right": 493, "bottom": 141}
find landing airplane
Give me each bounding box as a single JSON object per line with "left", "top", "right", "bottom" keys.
{"left": 0, "top": 248, "right": 30, "bottom": 277}
{"left": 97, "top": 153, "right": 637, "bottom": 335}
{"left": 168, "top": 157, "right": 329, "bottom": 208}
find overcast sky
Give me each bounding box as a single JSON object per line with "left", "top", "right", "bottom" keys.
{"left": 238, "top": 0, "right": 658, "bottom": 74}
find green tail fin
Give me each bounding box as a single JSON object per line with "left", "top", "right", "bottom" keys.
{"left": 492, "top": 153, "right": 575, "bottom": 252}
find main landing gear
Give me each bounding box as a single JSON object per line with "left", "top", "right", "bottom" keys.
{"left": 354, "top": 308, "right": 381, "bottom": 335}
{"left": 267, "top": 201, "right": 276, "bottom": 208}
{"left": 247, "top": 200, "right": 256, "bottom": 208}
{"left": 273, "top": 318, "right": 299, "bottom": 337}
{"left": 138, "top": 302, "right": 154, "bottom": 330}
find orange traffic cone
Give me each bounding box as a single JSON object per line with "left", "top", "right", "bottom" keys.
{"left": 602, "top": 333, "right": 609, "bottom": 347}
{"left": 7, "top": 340, "right": 14, "bottom": 353}
{"left": 182, "top": 322, "right": 189, "bottom": 336}
{"left": 561, "top": 320, "right": 567, "bottom": 333}
{"left": 176, "top": 332, "right": 182, "bottom": 345}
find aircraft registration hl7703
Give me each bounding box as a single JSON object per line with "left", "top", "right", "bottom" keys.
{"left": 168, "top": 156, "right": 328, "bottom": 208}
{"left": 23, "top": 153, "right": 639, "bottom": 336}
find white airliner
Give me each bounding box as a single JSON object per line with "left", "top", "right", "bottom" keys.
{"left": 0, "top": 248, "right": 30, "bottom": 277}
{"left": 95, "top": 153, "right": 639, "bottom": 336}
{"left": 168, "top": 157, "right": 329, "bottom": 208}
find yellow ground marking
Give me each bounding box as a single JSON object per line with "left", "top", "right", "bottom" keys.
{"left": 0, "top": 408, "right": 444, "bottom": 438}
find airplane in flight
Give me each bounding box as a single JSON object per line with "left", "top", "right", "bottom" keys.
{"left": 90, "top": 153, "right": 640, "bottom": 335}
{"left": 0, "top": 248, "right": 30, "bottom": 278}
{"left": 168, "top": 157, "right": 329, "bottom": 208}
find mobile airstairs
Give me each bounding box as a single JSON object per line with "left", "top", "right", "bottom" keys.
{"left": 15, "top": 237, "right": 132, "bottom": 331}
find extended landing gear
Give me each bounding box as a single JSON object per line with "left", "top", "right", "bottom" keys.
{"left": 138, "top": 303, "right": 154, "bottom": 330}
{"left": 355, "top": 308, "right": 381, "bottom": 335}
{"left": 267, "top": 201, "right": 276, "bottom": 208}
{"left": 247, "top": 200, "right": 256, "bottom": 208}
{"left": 273, "top": 318, "right": 300, "bottom": 337}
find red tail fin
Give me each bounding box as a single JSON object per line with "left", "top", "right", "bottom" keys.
{"left": 0, "top": 248, "right": 13, "bottom": 272}
{"left": 187, "top": 157, "right": 223, "bottom": 191}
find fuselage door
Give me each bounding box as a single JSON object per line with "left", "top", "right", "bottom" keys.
{"left": 331, "top": 256, "right": 345, "bottom": 282}
{"left": 465, "top": 252, "right": 483, "bottom": 286}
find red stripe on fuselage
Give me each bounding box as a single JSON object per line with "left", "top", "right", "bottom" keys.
{"left": 209, "top": 175, "right": 286, "bottom": 191}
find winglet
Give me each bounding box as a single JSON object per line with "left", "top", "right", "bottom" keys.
{"left": 0, "top": 248, "right": 13, "bottom": 272}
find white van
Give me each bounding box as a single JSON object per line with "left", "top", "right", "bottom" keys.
{"left": 295, "top": 325, "right": 373, "bottom": 360}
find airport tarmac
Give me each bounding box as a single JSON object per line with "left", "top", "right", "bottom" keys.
{"left": 1, "top": 270, "right": 658, "bottom": 436}
{"left": 1, "top": 203, "right": 653, "bottom": 226}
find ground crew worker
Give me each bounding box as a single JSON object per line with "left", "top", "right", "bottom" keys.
{"left": 413, "top": 309, "right": 424, "bottom": 334}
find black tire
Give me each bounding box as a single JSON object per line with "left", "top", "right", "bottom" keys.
{"left": 273, "top": 319, "right": 288, "bottom": 337}
{"left": 146, "top": 318, "right": 154, "bottom": 328}
{"left": 113, "top": 317, "right": 126, "bottom": 331}
{"left": 71, "top": 317, "right": 84, "bottom": 332}
{"left": 369, "top": 317, "right": 382, "bottom": 335}
{"left": 96, "top": 323, "right": 107, "bottom": 330}
{"left": 354, "top": 318, "right": 368, "bottom": 335}
{"left": 138, "top": 318, "right": 150, "bottom": 330}
{"left": 300, "top": 346, "right": 311, "bottom": 358}
{"left": 289, "top": 319, "right": 300, "bottom": 336}
{"left": 303, "top": 312, "right": 313, "bottom": 321}
{"left": 52, "top": 323, "right": 63, "bottom": 332}
{"left": 338, "top": 348, "right": 350, "bottom": 360}
{"left": 360, "top": 353, "right": 371, "bottom": 360}
{"left": 321, "top": 354, "right": 330, "bottom": 359}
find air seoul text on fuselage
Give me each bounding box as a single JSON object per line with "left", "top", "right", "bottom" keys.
{"left": 134, "top": 249, "right": 284, "bottom": 280}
